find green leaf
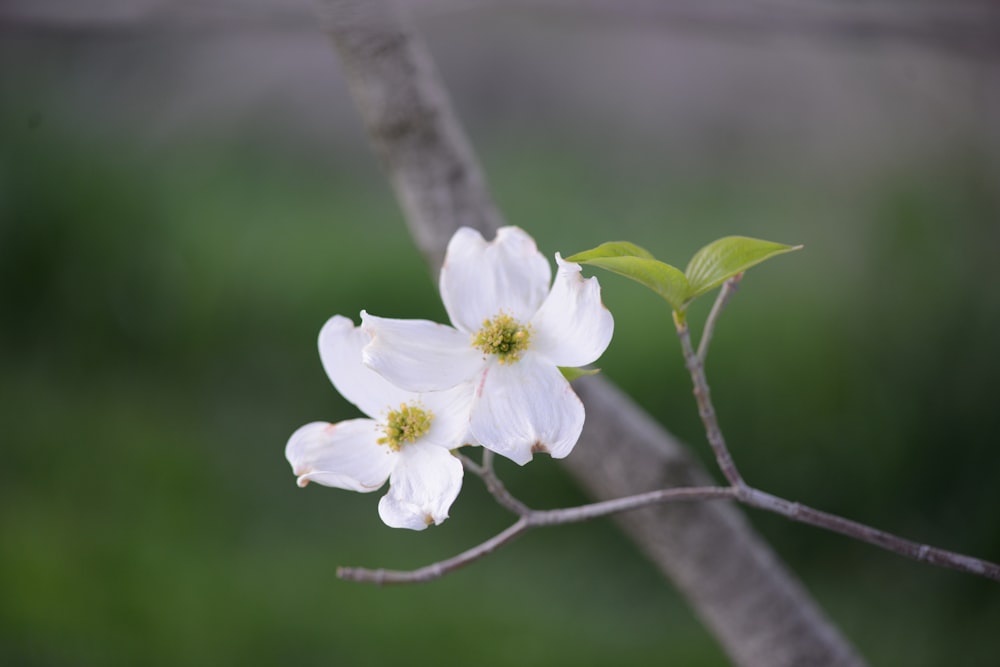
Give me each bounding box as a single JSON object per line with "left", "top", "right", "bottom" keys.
{"left": 684, "top": 236, "right": 803, "bottom": 301}
{"left": 565, "top": 241, "right": 656, "bottom": 262}
{"left": 566, "top": 243, "right": 690, "bottom": 310}
{"left": 559, "top": 366, "right": 601, "bottom": 382}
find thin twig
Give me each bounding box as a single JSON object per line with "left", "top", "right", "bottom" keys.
{"left": 675, "top": 315, "right": 746, "bottom": 488}
{"left": 459, "top": 449, "right": 531, "bottom": 516}
{"left": 457, "top": 452, "right": 484, "bottom": 476}
{"left": 697, "top": 274, "right": 742, "bottom": 364}
{"left": 337, "top": 486, "right": 735, "bottom": 584}
{"left": 338, "top": 517, "right": 530, "bottom": 584}
{"left": 739, "top": 488, "right": 1000, "bottom": 581}
{"left": 338, "top": 460, "right": 1000, "bottom": 585}
{"left": 530, "top": 486, "right": 736, "bottom": 526}
{"left": 482, "top": 448, "right": 496, "bottom": 474}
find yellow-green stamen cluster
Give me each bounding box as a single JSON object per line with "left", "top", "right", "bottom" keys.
{"left": 379, "top": 403, "right": 433, "bottom": 451}
{"left": 473, "top": 313, "right": 532, "bottom": 364}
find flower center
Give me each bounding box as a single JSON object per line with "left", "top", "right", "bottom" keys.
{"left": 473, "top": 313, "right": 532, "bottom": 364}
{"left": 378, "top": 403, "right": 433, "bottom": 451}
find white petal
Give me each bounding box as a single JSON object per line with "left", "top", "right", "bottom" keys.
{"left": 377, "top": 444, "right": 464, "bottom": 530}
{"left": 469, "top": 358, "right": 585, "bottom": 465}
{"left": 439, "top": 226, "right": 552, "bottom": 333}
{"left": 361, "top": 311, "right": 483, "bottom": 392}
{"left": 318, "top": 315, "right": 415, "bottom": 418}
{"left": 420, "top": 382, "right": 477, "bottom": 449}
{"left": 285, "top": 420, "right": 395, "bottom": 491}
{"left": 530, "top": 254, "right": 615, "bottom": 368}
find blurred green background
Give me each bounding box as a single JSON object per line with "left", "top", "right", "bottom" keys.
{"left": 2, "top": 4, "right": 999, "bottom": 665}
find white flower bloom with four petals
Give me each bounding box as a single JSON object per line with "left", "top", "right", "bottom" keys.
{"left": 285, "top": 315, "right": 470, "bottom": 530}
{"left": 362, "top": 226, "right": 614, "bottom": 465}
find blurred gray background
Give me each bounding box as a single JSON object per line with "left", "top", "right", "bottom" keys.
{"left": 2, "top": 1, "right": 999, "bottom": 665}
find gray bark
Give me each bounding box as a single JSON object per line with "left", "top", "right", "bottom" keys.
{"left": 320, "top": 2, "right": 864, "bottom": 664}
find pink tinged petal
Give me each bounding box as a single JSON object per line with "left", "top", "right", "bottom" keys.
{"left": 318, "top": 315, "right": 415, "bottom": 418}
{"left": 285, "top": 420, "right": 395, "bottom": 492}
{"left": 530, "top": 254, "right": 615, "bottom": 368}
{"left": 361, "top": 311, "right": 483, "bottom": 393}
{"left": 440, "top": 226, "right": 552, "bottom": 333}
{"left": 470, "top": 359, "right": 585, "bottom": 465}
{"left": 377, "top": 444, "right": 464, "bottom": 530}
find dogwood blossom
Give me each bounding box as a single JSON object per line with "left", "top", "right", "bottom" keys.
{"left": 285, "top": 315, "right": 470, "bottom": 530}
{"left": 362, "top": 226, "right": 614, "bottom": 465}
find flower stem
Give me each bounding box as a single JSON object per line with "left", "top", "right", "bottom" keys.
{"left": 459, "top": 450, "right": 531, "bottom": 516}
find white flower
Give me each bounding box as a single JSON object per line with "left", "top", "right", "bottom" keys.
{"left": 362, "top": 226, "right": 614, "bottom": 465}
{"left": 285, "top": 315, "right": 470, "bottom": 530}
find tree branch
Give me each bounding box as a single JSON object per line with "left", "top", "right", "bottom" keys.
{"left": 356, "top": 327, "right": 1000, "bottom": 583}
{"left": 339, "top": 517, "right": 530, "bottom": 585}
{"left": 337, "top": 470, "right": 1000, "bottom": 584}
{"left": 338, "top": 485, "right": 736, "bottom": 584}
{"left": 740, "top": 488, "right": 1000, "bottom": 581}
